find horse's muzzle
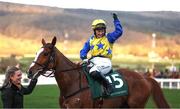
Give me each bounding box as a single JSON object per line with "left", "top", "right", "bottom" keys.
{"left": 27, "top": 70, "right": 33, "bottom": 79}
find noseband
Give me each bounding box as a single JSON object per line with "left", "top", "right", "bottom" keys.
{"left": 32, "top": 46, "right": 56, "bottom": 77}
{"left": 32, "top": 45, "right": 89, "bottom": 103}
{"left": 32, "top": 46, "right": 83, "bottom": 77}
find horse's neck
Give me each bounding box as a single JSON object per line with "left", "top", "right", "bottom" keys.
{"left": 56, "top": 50, "right": 76, "bottom": 72}
{"left": 55, "top": 50, "right": 80, "bottom": 96}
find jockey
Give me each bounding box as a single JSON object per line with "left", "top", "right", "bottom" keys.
{"left": 80, "top": 13, "right": 123, "bottom": 95}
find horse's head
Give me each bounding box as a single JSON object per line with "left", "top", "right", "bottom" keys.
{"left": 27, "top": 37, "right": 57, "bottom": 79}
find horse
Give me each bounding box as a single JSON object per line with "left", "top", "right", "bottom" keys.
{"left": 27, "top": 37, "right": 170, "bottom": 108}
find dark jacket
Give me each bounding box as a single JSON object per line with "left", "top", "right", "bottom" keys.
{"left": 1, "top": 79, "right": 37, "bottom": 108}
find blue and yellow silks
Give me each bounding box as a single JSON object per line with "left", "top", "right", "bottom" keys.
{"left": 80, "top": 19, "right": 123, "bottom": 60}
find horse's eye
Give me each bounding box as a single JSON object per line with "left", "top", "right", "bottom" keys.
{"left": 44, "top": 52, "right": 49, "bottom": 56}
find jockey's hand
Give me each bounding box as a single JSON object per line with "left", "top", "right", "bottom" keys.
{"left": 76, "top": 61, "right": 83, "bottom": 66}
{"left": 75, "top": 59, "right": 88, "bottom": 66}
{"left": 112, "top": 13, "right": 118, "bottom": 20}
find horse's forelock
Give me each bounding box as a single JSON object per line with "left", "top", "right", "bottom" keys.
{"left": 42, "top": 43, "right": 55, "bottom": 49}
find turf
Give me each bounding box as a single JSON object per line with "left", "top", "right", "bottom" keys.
{"left": 0, "top": 85, "right": 179, "bottom": 108}
{"left": 146, "top": 89, "right": 180, "bottom": 108}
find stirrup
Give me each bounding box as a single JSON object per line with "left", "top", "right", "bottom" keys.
{"left": 106, "top": 84, "right": 113, "bottom": 93}
{"left": 103, "top": 89, "right": 111, "bottom": 96}
{"left": 103, "top": 86, "right": 112, "bottom": 96}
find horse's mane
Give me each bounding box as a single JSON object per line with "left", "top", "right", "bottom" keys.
{"left": 55, "top": 47, "right": 78, "bottom": 68}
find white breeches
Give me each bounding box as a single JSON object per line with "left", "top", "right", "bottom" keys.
{"left": 88, "top": 57, "right": 112, "bottom": 75}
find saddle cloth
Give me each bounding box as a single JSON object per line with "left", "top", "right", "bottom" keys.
{"left": 83, "top": 66, "right": 128, "bottom": 99}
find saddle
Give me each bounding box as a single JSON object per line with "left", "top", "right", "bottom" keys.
{"left": 82, "top": 65, "right": 128, "bottom": 99}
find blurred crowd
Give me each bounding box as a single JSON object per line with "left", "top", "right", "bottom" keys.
{"left": 144, "top": 66, "right": 180, "bottom": 79}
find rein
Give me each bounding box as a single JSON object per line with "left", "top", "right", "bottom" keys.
{"left": 32, "top": 45, "right": 91, "bottom": 105}
{"left": 40, "top": 66, "right": 84, "bottom": 77}
{"left": 33, "top": 45, "right": 84, "bottom": 77}
{"left": 32, "top": 46, "right": 56, "bottom": 77}
{"left": 58, "top": 66, "right": 83, "bottom": 73}
{"left": 62, "top": 66, "right": 90, "bottom": 99}
{"left": 60, "top": 64, "right": 103, "bottom": 108}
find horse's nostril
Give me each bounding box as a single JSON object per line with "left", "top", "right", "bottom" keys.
{"left": 27, "top": 75, "right": 31, "bottom": 79}
{"left": 27, "top": 71, "right": 33, "bottom": 79}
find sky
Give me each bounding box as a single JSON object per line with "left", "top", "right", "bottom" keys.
{"left": 0, "top": 0, "right": 180, "bottom": 12}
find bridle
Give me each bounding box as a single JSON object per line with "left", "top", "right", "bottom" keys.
{"left": 32, "top": 45, "right": 90, "bottom": 102}
{"left": 31, "top": 44, "right": 101, "bottom": 107}
{"left": 32, "top": 45, "right": 56, "bottom": 77}
{"left": 32, "top": 45, "right": 83, "bottom": 77}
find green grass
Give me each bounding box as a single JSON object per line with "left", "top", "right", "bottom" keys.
{"left": 145, "top": 89, "right": 180, "bottom": 108}
{"left": 24, "top": 85, "right": 60, "bottom": 108}
{"left": 0, "top": 85, "right": 180, "bottom": 108}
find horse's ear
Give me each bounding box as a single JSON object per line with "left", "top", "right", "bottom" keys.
{"left": 52, "top": 36, "right": 57, "bottom": 46}
{"left": 42, "top": 38, "right": 46, "bottom": 45}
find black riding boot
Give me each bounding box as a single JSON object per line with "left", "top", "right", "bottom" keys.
{"left": 91, "top": 71, "right": 113, "bottom": 95}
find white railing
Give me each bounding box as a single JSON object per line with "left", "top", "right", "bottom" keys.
{"left": 0, "top": 74, "right": 180, "bottom": 89}
{"left": 155, "top": 78, "right": 180, "bottom": 89}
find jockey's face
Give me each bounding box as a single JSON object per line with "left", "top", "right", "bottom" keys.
{"left": 95, "top": 29, "right": 105, "bottom": 38}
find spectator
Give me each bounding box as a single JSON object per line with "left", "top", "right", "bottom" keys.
{"left": 0, "top": 66, "right": 39, "bottom": 108}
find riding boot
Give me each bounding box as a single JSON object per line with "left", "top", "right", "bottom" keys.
{"left": 101, "top": 78, "right": 113, "bottom": 96}
{"left": 91, "top": 71, "right": 113, "bottom": 95}
{"left": 103, "top": 81, "right": 113, "bottom": 95}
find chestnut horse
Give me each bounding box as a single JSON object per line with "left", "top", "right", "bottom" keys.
{"left": 27, "top": 37, "right": 170, "bottom": 108}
